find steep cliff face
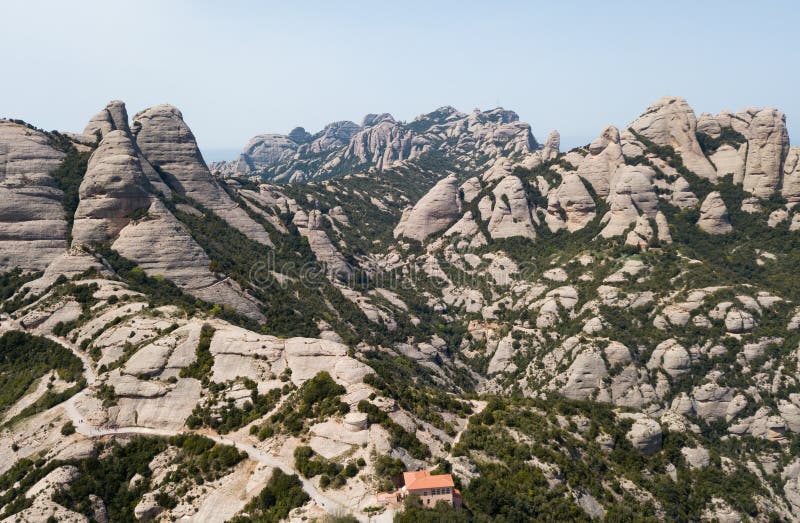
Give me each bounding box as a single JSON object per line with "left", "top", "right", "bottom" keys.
{"left": 0, "top": 120, "right": 67, "bottom": 271}
{"left": 132, "top": 105, "right": 272, "bottom": 246}
{"left": 71, "top": 130, "right": 151, "bottom": 245}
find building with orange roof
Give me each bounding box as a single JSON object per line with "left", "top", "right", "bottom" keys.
{"left": 399, "top": 470, "right": 462, "bottom": 508}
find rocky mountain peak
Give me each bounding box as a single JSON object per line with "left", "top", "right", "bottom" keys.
{"left": 83, "top": 100, "right": 130, "bottom": 139}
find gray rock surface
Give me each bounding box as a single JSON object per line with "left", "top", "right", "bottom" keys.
{"left": 740, "top": 108, "right": 789, "bottom": 198}
{"left": 113, "top": 199, "right": 264, "bottom": 320}
{"left": 625, "top": 415, "right": 662, "bottom": 455}
{"left": 697, "top": 191, "right": 732, "bottom": 234}
{"left": 394, "top": 174, "right": 461, "bottom": 241}
{"left": 0, "top": 120, "right": 67, "bottom": 271}
{"left": 131, "top": 105, "right": 271, "bottom": 245}
{"left": 487, "top": 175, "right": 536, "bottom": 239}
{"left": 630, "top": 96, "right": 716, "bottom": 179}
{"left": 71, "top": 130, "right": 151, "bottom": 245}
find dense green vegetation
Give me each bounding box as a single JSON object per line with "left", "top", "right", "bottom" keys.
{"left": 188, "top": 378, "right": 282, "bottom": 434}
{"left": 0, "top": 331, "right": 84, "bottom": 419}
{"left": 229, "top": 468, "right": 309, "bottom": 523}
{"left": 393, "top": 496, "right": 469, "bottom": 523}
{"left": 357, "top": 400, "right": 430, "bottom": 459}
{"left": 251, "top": 372, "right": 348, "bottom": 438}
{"left": 49, "top": 146, "right": 91, "bottom": 242}
{"left": 179, "top": 323, "right": 215, "bottom": 382}
{"left": 52, "top": 438, "right": 165, "bottom": 520}
{"left": 453, "top": 397, "right": 769, "bottom": 521}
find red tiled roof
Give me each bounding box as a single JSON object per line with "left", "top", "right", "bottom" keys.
{"left": 403, "top": 470, "right": 455, "bottom": 490}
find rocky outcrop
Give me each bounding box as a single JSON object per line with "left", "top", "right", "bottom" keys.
{"left": 545, "top": 174, "right": 596, "bottom": 232}
{"left": 697, "top": 191, "right": 732, "bottom": 234}
{"left": 625, "top": 415, "right": 663, "bottom": 455}
{"left": 740, "top": 108, "right": 789, "bottom": 198}
{"left": 630, "top": 96, "right": 716, "bottom": 179}
{"left": 541, "top": 130, "right": 560, "bottom": 161}
{"left": 600, "top": 165, "right": 658, "bottom": 238}
{"left": 83, "top": 100, "right": 130, "bottom": 139}
{"left": 0, "top": 120, "right": 67, "bottom": 271}
{"left": 394, "top": 174, "right": 461, "bottom": 241}
{"left": 113, "top": 199, "right": 264, "bottom": 321}
{"left": 487, "top": 175, "right": 536, "bottom": 239}
{"left": 576, "top": 125, "right": 624, "bottom": 197}
{"left": 234, "top": 134, "right": 299, "bottom": 173}
{"left": 71, "top": 130, "right": 151, "bottom": 245}
{"left": 131, "top": 105, "right": 272, "bottom": 246}
{"left": 781, "top": 147, "right": 800, "bottom": 203}
{"left": 293, "top": 209, "right": 351, "bottom": 278}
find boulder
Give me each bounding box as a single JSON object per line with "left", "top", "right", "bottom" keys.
{"left": 625, "top": 416, "right": 662, "bottom": 455}
{"left": 394, "top": 174, "right": 461, "bottom": 241}
{"left": 697, "top": 191, "right": 732, "bottom": 234}
{"left": 487, "top": 176, "right": 536, "bottom": 239}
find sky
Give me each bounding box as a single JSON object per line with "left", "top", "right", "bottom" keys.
{"left": 2, "top": 0, "right": 798, "bottom": 160}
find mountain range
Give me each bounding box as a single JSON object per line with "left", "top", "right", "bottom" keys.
{"left": 1, "top": 94, "right": 800, "bottom": 522}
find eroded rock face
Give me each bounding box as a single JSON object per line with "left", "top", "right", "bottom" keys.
{"left": 394, "top": 174, "right": 461, "bottom": 241}
{"left": 576, "top": 125, "right": 624, "bottom": 197}
{"left": 781, "top": 147, "right": 800, "bottom": 203}
{"left": 697, "top": 191, "right": 732, "bottom": 234}
{"left": 0, "top": 120, "right": 67, "bottom": 271}
{"left": 293, "top": 209, "right": 351, "bottom": 277}
{"left": 600, "top": 165, "right": 658, "bottom": 238}
{"left": 630, "top": 96, "right": 716, "bottom": 180}
{"left": 740, "top": 108, "right": 789, "bottom": 198}
{"left": 71, "top": 130, "right": 151, "bottom": 245}
{"left": 83, "top": 100, "right": 130, "bottom": 139}
{"left": 487, "top": 175, "right": 536, "bottom": 239}
{"left": 131, "top": 105, "right": 271, "bottom": 245}
{"left": 546, "top": 174, "right": 596, "bottom": 232}
{"left": 625, "top": 416, "right": 663, "bottom": 455}
{"left": 113, "top": 199, "right": 264, "bottom": 321}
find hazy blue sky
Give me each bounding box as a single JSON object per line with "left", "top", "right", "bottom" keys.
{"left": 2, "top": 0, "right": 797, "bottom": 159}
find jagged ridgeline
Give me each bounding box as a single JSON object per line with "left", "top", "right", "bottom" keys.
{"left": 1, "top": 94, "right": 800, "bottom": 521}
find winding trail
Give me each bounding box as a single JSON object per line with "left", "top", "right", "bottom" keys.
{"left": 46, "top": 334, "right": 368, "bottom": 520}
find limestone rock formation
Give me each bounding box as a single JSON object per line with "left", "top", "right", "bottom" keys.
{"left": 293, "top": 209, "right": 351, "bottom": 278}
{"left": 600, "top": 165, "right": 658, "bottom": 238}
{"left": 697, "top": 191, "right": 732, "bottom": 234}
{"left": 740, "top": 108, "right": 789, "bottom": 198}
{"left": 0, "top": 120, "right": 67, "bottom": 271}
{"left": 545, "top": 174, "right": 596, "bottom": 232}
{"left": 541, "top": 130, "right": 560, "bottom": 161}
{"left": 576, "top": 125, "right": 624, "bottom": 197}
{"left": 113, "top": 199, "right": 264, "bottom": 320}
{"left": 131, "top": 105, "right": 272, "bottom": 246}
{"left": 630, "top": 96, "right": 716, "bottom": 179}
{"left": 625, "top": 416, "right": 663, "bottom": 455}
{"left": 83, "top": 100, "right": 130, "bottom": 139}
{"left": 71, "top": 130, "right": 151, "bottom": 245}
{"left": 487, "top": 175, "right": 536, "bottom": 239}
{"left": 781, "top": 147, "right": 800, "bottom": 203}
{"left": 394, "top": 174, "right": 461, "bottom": 241}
